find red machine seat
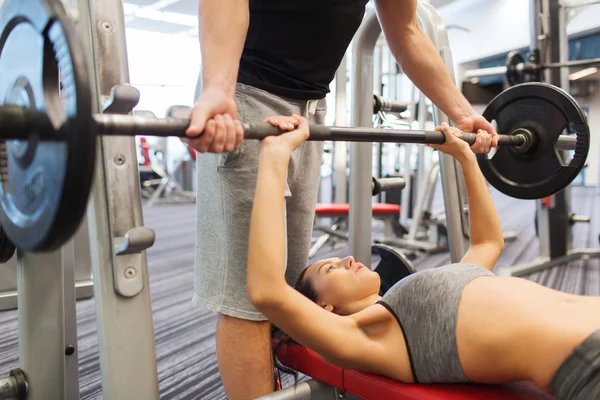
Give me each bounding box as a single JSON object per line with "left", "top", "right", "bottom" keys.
{"left": 315, "top": 203, "right": 401, "bottom": 217}
{"left": 273, "top": 339, "right": 555, "bottom": 400}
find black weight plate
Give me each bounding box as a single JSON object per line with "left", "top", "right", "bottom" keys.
{"left": 506, "top": 51, "right": 525, "bottom": 86}
{"left": 0, "top": 225, "right": 16, "bottom": 263}
{"left": 478, "top": 83, "right": 589, "bottom": 200}
{"left": 372, "top": 244, "right": 415, "bottom": 295}
{"left": 0, "top": 0, "right": 95, "bottom": 251}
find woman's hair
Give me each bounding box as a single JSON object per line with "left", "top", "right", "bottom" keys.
{"left": 272, "top": 265, "right": 318, "bottom": 388}
{"left": 294, "top": 265, "right": 318, "bottom": 302}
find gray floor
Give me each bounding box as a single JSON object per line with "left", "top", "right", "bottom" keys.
{"left": 0, "top": 186, "right": 598, "bottom": 399}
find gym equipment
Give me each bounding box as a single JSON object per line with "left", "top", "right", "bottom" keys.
{"left": 373, "top": 94, "right": 408, "bottom": 114}
{"left": 465, "top": 51, "right": 600, "bottom": 85}
{"left": 141, "top": 106, "right": 196, "bottom": 206}
{"left": 0, "top": 0, "right": 96, "bottom": 253}
{"left": 478, "top": 82, "right": 589, "bottom": 200}
{"left": 0, "top": 226, "right": 15, "bottom": 264}
{"left": 492, "top": 0, "right": 600, "bottom": 278}
{"left": 372, "top": 243, "right": 415, "bottom": 295}
{"left": 265, "top": 337, "right": 556, "bottom": 400}
{"left": 0, "top": 0, "right": 589, "bottom": 251}
{"left": 0, "top": 0, "right": 590, "bottom": 254}
{"left": 0, "top": 83, "right": 589, "bottom": 254}
{"left": 309, "top": 177, "right": 405, "bottom": 259}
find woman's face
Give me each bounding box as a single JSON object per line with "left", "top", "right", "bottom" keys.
{"left": 303, "top": 256, "right": 381, "bottom": 314}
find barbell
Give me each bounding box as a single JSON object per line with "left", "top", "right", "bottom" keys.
{"left": 465, "top": 50, "right": 600, "bottom": 86}
{"left": 0, "top": 0, "right": 591, "bottom": 253}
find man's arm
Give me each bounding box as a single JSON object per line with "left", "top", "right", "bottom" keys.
{"left": 198, "top": 0, "right": 249, "bottom": 96}
{"left": 374, "top": 0, "right": 473, "bottom": 123}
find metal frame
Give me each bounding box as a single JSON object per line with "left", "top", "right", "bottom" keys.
{"left": 333, "top": 55, "right": 349, "bottom": 203}
{"left": 256, "top": 379, "right": 360, "bottom": 400}
{"left": 348, "top": 3, "right": 469, "bottom": 266}
{"left": 11, "top": 248, "right": 80, "bottom": 400}
{"left": 75, "top": 0, "right": 161, "bottom": 397}
{"left": 494, "top": 0, "right": 600, "bottom": 277}
{"left": 0, "top": 215, "right": 94, "bottom": 311}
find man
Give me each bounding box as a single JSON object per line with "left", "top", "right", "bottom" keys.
{"left": 185, "top": 0, "right": 499, "bottom": 398}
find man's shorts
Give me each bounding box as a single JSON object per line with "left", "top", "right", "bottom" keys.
{"left": 193, "top": 81, "right": 326, "bottom": 321}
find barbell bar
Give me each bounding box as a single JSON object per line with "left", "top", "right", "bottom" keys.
{"left": 464, "top": 51, "right": 600, "bottom": 83}
{"left": 0, "top": 104, "right": 578, "bottom": 151}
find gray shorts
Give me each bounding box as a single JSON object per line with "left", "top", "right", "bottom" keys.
{"left": 192, "top": 81, "right": 326, "bottom": 321}
{"left": 549, "top": 329, "right": 600, "bottom": 400}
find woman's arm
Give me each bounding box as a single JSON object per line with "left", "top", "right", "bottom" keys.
{"left": 457, "top": 154, "right": 504, "bottom": 270}
{"left": 246, "top": 117, "right": 381, "bottom": 369}
{"left": 432, "top": 124, "right": 504, "bottom": 270}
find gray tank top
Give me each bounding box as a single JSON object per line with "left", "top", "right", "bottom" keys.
{"left": 377, "top": 263, "right": 494, "bottom": 383}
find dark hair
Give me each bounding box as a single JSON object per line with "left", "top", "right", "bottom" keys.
{"left": 272, "top": 265, "right": 318, "bottom": 389}
{"left": 294, "top": 265, "right": 319, "bottom": 302}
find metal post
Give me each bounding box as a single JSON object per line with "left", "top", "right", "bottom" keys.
{"left": 75, "top": 0, "right": 160, "bottom": 397}
{"left": 400, "top": 85, "right": 418, "bottom": 227}
{"left": 255, "top": 379, "right": 339, "bottom": 400}
{"left": 349, "top": 10, "right": 381, "bottom": 266}
{"left": 17, "top": 249, "right": 79, "bottom": 400}
{"left": 333, "top": 55, "right": 348, "bottom": 203}
{"left": 416, "top": 3, "right": 470, "bottom": 261}
{"left": 535, "top": 0, "right": 570, "bottom": 259}
{"left": 0, "top": 218, "right": 93, "bottom": 311}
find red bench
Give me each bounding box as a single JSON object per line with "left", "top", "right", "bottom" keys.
{"left": 272, "top": 338, "right": 555, "bottom": 400}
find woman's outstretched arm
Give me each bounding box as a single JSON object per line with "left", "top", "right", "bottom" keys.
{"left": 246, "top": 116, "right": 379, "bottom": 368}
{"left": 433, "top": 123, "right": 504, "bottom": 270}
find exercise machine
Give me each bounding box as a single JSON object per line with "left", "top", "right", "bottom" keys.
{"left": 465, "top": 0, "right": 600, "bottom": 277}
{"left": 309, "top": 176, "right": 406, "bottom": 258}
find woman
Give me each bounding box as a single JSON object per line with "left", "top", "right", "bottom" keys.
{"left": 246, "top": 115, "right": 600, "bottom": 400}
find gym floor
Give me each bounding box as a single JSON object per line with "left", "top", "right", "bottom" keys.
{"left": 0, "top": 186, "right": 598, "bottom": 399}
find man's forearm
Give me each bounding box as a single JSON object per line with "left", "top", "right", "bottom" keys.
{"left": 375, "top": 0, "right": 473, "bottom": 122}
{"left": 391, "top": 27, "right": 473, "bottom": 122}
{"left": 198, "top": 0, "right": 249, "bottom": 95}
{"left": 458, "top": 155, "right": 503, "bottom": 246}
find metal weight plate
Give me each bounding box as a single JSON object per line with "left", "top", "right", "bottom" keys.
{"left": 505, "top": 51, "right": 525, "bottom": 86}
{"left": 0, "top": 225, "right": 16, "bottom": 263}
{"left": 478, "top": 83, "right": 590, "bottom": 200}
{"left": 0, "top": 0, "right": 95, "bottom": 251}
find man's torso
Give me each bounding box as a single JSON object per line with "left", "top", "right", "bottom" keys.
{"left": 238, "top": 0, "right": 370, "bottom": 100}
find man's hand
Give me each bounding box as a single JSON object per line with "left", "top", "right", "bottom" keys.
{"left": 453, "top": 113, "right": 499, "bottom": 153}
{"left": 183, "top": 87, "right": 244, "bottom": 153}
{"left": 431, "top": 122, "right": 492, "bottom": 162}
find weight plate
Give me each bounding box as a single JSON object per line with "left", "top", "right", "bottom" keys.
{"left": 505, "top": 51, "right": 525, "bottom": 86}
{"left": 0, "top": 225, "right": 16, "bottom": 263}
{"left": 0, "top": 0, "right": 95, "bottom": 251}
{"left": 478, "top": 83, "right": 589, "bottom": 200}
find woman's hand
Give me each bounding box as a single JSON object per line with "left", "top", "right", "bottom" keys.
{"left": 261, "top": 114, "right": 310, "bottom": 156}
{"left": 430, "top": 122, "right": 492, "bottom": 161}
